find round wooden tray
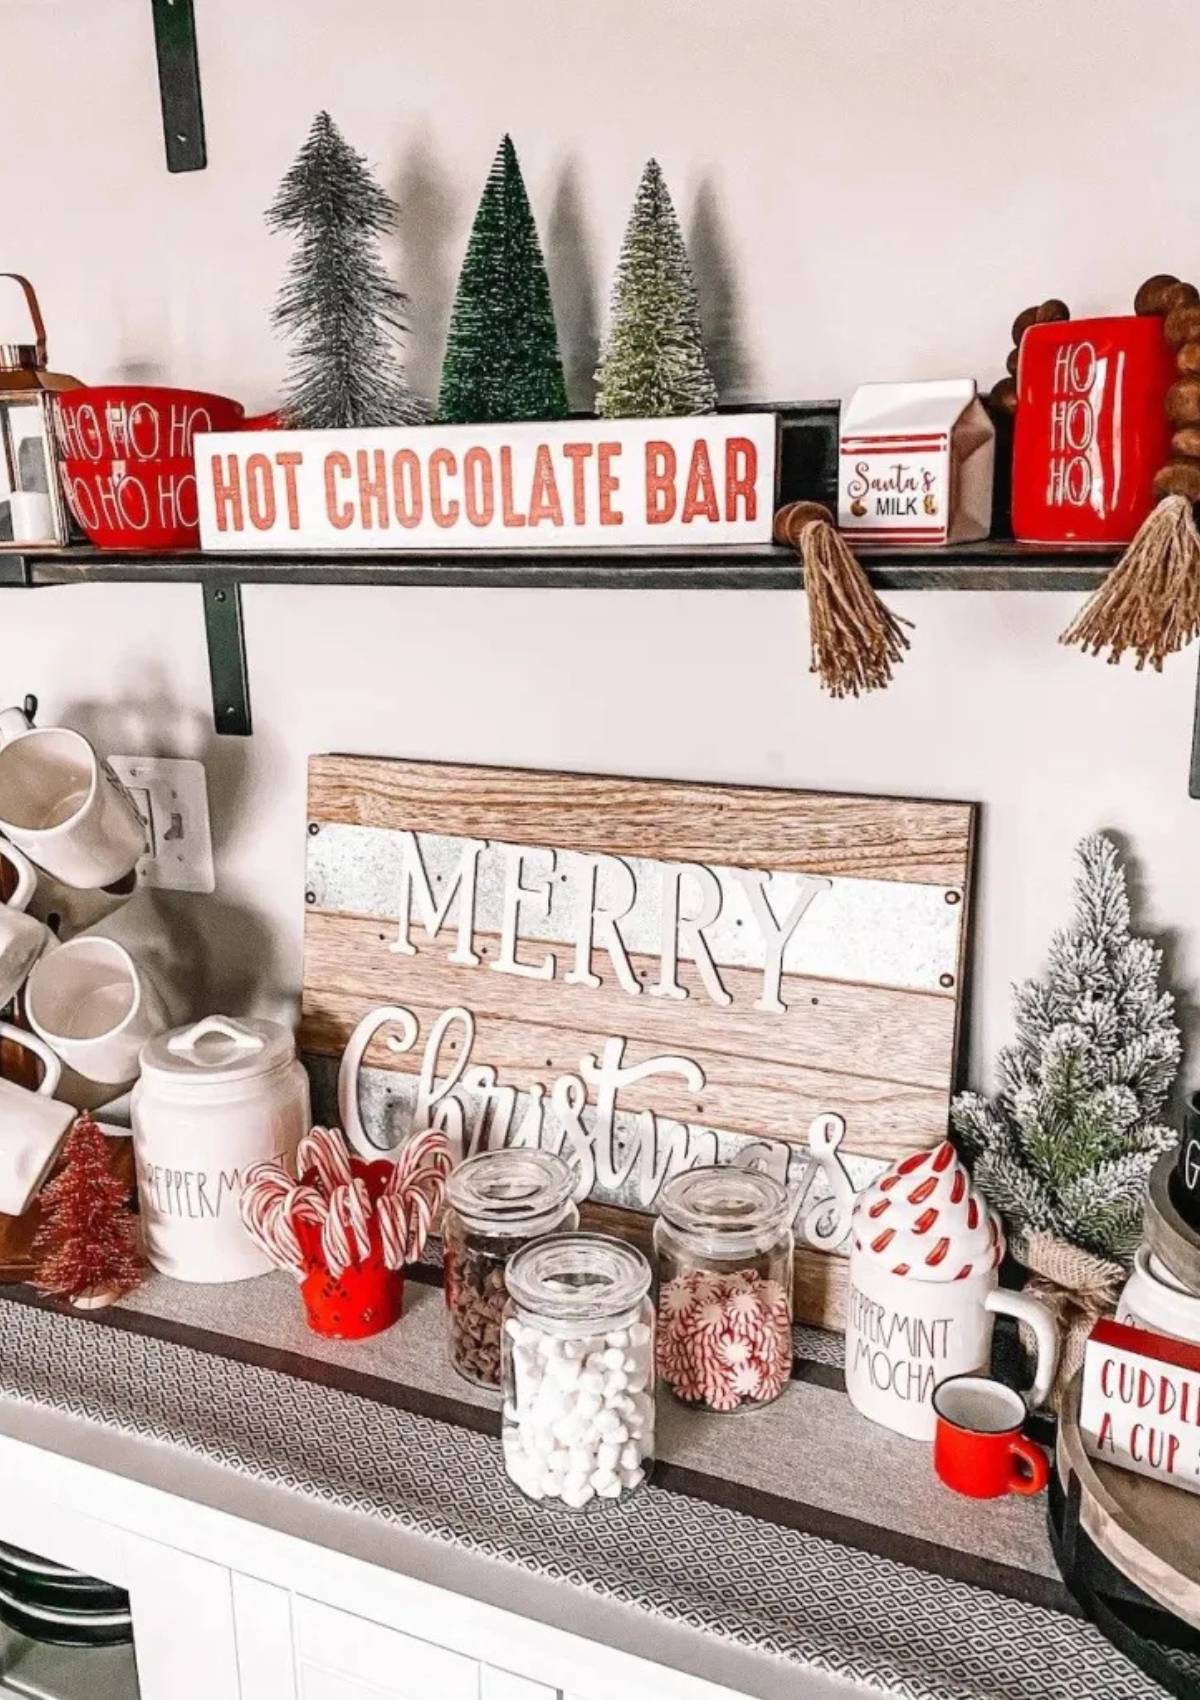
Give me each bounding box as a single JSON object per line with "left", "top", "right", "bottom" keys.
{"left": 1146, "top": 1150, "right": 1200, "bottom": 1294}
{"left": 1056, "top": 1370, "right": 1200, "bottom": 1632}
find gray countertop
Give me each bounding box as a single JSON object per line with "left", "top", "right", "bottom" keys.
{"left": 0, "top": 1283, "right": 1172, "bottom": 1700}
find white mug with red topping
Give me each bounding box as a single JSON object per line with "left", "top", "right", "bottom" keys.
{"left": 843, "top": 1142, "right": 1059, "bottom": 1441}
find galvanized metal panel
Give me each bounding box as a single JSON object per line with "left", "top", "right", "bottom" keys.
{"left": 307, "top": 823, "right": 963, "bottom": 994}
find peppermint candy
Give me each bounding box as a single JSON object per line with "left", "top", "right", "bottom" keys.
{"left": 656, "top": 1267, "right": 792, "bottom": 1411}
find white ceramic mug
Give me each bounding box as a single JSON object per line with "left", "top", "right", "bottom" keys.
{"left": 844, "top": 1250, "right": 1060, "bottom": 1441}
{"left": 26, "top": 936, "right": 170, "bottom": 1109}
{"left": 0, "top": 1021, "right": 73, "bottom": 1216}
{"left": 0, "top": 705, "right": 33, "bottom": 750}
{"left": 1116, "top": 1244, "right": 1200, "bottom": 1344}
{"left": 0, "top": 839, "right": 55, "bottom": 1007}
{"left": 0, "top": 728, "right": 145, "bottom": 890}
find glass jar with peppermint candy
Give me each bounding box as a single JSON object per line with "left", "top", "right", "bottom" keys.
{"left": 653, "top": 1167, "right": 794, "bottom": 1413}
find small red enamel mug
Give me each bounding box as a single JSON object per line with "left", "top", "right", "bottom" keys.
{"left": 932, "top": 1374, "right": 1049, "bottom": 1498}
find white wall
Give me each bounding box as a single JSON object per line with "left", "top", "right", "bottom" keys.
{"left": 1, "top": 0, "right": 1197, "bottom": 1091}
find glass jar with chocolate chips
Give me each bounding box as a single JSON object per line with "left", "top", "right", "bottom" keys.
{"left": 443, "top": 1149, "right": 579, "bottom": 1388}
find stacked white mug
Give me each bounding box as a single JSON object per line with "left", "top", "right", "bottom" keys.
{"left": 0, "top": 700, "right": 162, "bottom": 1215}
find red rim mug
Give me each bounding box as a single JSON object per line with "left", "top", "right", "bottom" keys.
{"left": 931, "top": 1374, "right": 1049, "bottom": 1498}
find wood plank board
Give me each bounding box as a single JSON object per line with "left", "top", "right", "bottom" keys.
{"left": 302, "top": 989, "right": 950, "bottom": 1157}
{"left": 308, "top": 756, "right": 974, "bottom": 887}
{"left": 303, "top": 911, "right": 958, "bottom": 1091}
{"left": 302, "top": 756, "right": 976, "bottom": 1329}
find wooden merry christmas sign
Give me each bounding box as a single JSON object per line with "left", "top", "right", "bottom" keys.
{"left": 300, "top": 757, "right": 976, "bottom": 1327}
{"left": 195, "top": 416, "right": 776, "bottom": 552}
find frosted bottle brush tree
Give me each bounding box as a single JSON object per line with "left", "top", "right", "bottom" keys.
{"left": 268, "top": 111, "right": 424, "bottom": 430}
{"left": 438, "top": 135, "right": 567, "bottom": 425}
{"left": 596, "top": 159, "right": 717, "bottom": 419}
{"left": 952, "top": 834, "right": 1180, "bottom": 1264}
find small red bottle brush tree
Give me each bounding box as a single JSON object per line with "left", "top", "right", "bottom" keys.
{"left": 33, "top": 1113, "right": 142, "bottom": 1307}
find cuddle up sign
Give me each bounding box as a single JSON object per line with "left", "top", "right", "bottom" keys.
{"left": 196, "top": 416, "right": 777, "bottom": 551}
{"left": 300, "top": 757, "right": 975, "bottom": 1328}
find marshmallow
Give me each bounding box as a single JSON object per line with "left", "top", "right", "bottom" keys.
{"left": 501, "top": 1317, "right": 654, "bottom": 1508}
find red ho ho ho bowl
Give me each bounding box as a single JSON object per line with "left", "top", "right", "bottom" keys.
{"left": 61, "top": 455, "right": 200, "bottom": 551}
{"left": 53, "top": 386, "right": 245, "bottom": 464}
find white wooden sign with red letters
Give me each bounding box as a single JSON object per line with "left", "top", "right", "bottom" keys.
{"left": 195, "top": 416, "right": 777, "bottom": 552}
{"left": 1080, "top": 1319, "right": 1200, "bottom": 1496}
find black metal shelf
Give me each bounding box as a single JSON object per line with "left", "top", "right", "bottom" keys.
{"left": 0, "top": 539, "right": 1119, "bottom": 594}
{"left": 3, "top": 541, "right": 1157, "bottom": 772}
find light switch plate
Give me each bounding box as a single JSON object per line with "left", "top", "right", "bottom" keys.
{"left": 108, "top": 756, "right": 214, "bottom": 894}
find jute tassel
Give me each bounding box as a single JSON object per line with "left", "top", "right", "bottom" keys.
{"left": 774, "top": 501, "right": 912, "bottom": 697}
{"left": 1060, "top": 494, "right": 1200, "bottom": 669}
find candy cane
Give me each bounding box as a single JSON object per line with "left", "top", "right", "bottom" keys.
{"left": 240, "top": 1168, "right": 308, "bottom": 1277}
{"left": 404, "top": 1189, "right": 435, "bottom": 1262}
{"left": 277, "top": 1183, "right": 326, "bottom": 1271}
{"left": 297, "top": 1125, "right": 353, "bottom": 1196}
{"left": 375, "top": 1193, "right": 408, "bottom": 1271}
{"left": 322, "top": 1180, "right": 373, "bottom": 1278}
{"left": 390, "top": 1129, "right": 452, "bottom": 1194}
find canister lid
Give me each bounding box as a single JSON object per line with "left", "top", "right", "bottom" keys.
{"left": 139, "top": 1015, "right": 296, "bottom": 1085}
{"left": 505, "top": 1232, "right": 651, "bottom": 1321}
{"left": 446, "top": 1147, "right": 576, "bottom": 1233}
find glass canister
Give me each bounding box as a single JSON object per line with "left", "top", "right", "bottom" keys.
{"left": 653, "top": 1166, "right": 794, "bottom": 1413}
{"left": 502, "top": 1233, "right": 654, "bottom": 1509}
{"left": 443, "top": 1148, "right": 578, "bottom": 1388}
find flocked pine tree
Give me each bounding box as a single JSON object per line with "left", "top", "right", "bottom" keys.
{"left": 595, "top": 160, "right": 717, "bottom": 419}
{"left": 952, "top": 834, "right": 1180, "bottom": 1264}
{"left": 438, "top": 136, "right": 567, "bottom": 424}
{"left": 267, "top": 112, "right": 424, "bottom": 430}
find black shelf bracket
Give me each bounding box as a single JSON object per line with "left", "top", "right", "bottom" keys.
{"left": 151, "top": 0, "right": 207, "bottom": 173}
{"left": 201, "top": 581, "right": 251, "bottom": 736}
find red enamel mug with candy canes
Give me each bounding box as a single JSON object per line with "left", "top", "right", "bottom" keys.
{"left": 239, "top": 1126, "right": 451, "bottom": 1341}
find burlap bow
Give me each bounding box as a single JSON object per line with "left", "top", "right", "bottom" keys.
{"left": 1013, "top": 1229, "right": 1126, "bottom": 1411}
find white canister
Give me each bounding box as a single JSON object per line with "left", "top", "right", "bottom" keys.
{"left": 1116, "top": 1245, "right": 1200, "bottom": 1344}
{"left": 132, "top": 1015, "right": 310, "bottom": 1283}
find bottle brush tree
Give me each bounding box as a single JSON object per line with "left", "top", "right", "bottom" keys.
{"left": 33, "top": 1113, "right": 142, "bottom": 1306}
{"left": 438, "top": 135, "right": 567, "bottom": 425}
{"left": 952, "top": 834, "right": 1180, "bottom": 1264}
{"left": 595, "top": 159, "right": 717, "bottom": 420}
{"left": 267, "top": 111, "right": 424, "bottom": 430}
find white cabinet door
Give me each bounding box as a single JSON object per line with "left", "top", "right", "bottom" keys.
{"left": 123, "top": 1535, "right": 241, "bottom": 1700}
{"left": 233, "top": 1572, "right": 298, "bottom": 1700}
{"left": 294, "top": 1596, "right": 480, "bottom": 1700}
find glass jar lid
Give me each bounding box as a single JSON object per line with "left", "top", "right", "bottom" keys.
{"left": 505, "top": 1232, "right": 651, "bottom": 1321}
{"left": 446, "top": 1148, "right": 576, "bottom": 1236}
{"left": 658, "top": 1166, "right": 791, "bottom": 1251}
